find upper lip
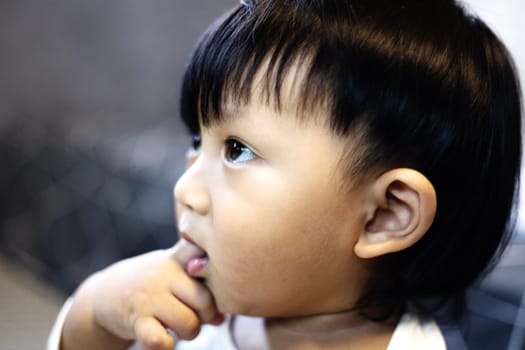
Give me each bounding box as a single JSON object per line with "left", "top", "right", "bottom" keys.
{"left": 180, "top": 232, "right": 208, "bottom": 256}
{"left": 180, "top": 232, "right": 196, "bottom": 245}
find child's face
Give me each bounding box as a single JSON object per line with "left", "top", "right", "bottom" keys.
{"left": 175, "top": 100, "right": 371, "bottom": 318}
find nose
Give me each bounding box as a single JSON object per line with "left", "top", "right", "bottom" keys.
{"left": 174, "top": 159, "right": 210, "bottom": 216}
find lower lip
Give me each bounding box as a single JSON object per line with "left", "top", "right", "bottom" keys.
{"left": 186, "top": 256, "right": 209, "bottom": 277}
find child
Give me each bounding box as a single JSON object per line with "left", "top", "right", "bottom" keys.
{"left": 48, "top": 0, "right": 522, "bottom": 349}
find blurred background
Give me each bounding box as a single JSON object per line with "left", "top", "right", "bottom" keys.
{"left": 0, "top": 1, "right": 523, "bottom": 349}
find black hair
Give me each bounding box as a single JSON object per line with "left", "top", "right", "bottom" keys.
{"left": 179, "top": 0, "right": 522, "bottom": 320}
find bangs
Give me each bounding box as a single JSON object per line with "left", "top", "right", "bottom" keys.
{"left": 179, "top": 1, "right": 356, "bottom": 135}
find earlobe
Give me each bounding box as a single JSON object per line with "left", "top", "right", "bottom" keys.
{"left": 354, "top": 168, "right": 437, "bottom": 259}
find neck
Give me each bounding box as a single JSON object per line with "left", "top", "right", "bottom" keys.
{"left": 233, "top": 309, "right": 399, "bottom": 350}
{"left": 267, "top": 308, "right": 367, "bottom": 337}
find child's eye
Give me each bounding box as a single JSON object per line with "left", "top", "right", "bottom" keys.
{"left": 224, "top": 139, "right": 256, "bottom": 164}
{"left": 191, "top": 134, "right": 201, "bottom": 150}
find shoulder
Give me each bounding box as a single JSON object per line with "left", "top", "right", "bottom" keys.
{"left": 387, "top": 308, "right": 469, "bottom": 350}
{"left": 387, "top": 311, "right": 447, "bottom": 350}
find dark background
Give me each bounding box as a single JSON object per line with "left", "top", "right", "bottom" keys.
{"left": 0, "top": 0, "right": 235, "bottom": 293}
{"left": 0, "top": 1, "right": 523, "bottom": 349}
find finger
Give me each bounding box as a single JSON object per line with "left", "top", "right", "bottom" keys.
{"left": 134, "top": 317, "right": 175, "bottom": 350}
{"left": 153, "top": 296, "right": 201, "bottom": 340}
{"left": 169, "top": 278, "right": 218, "bottom": 324}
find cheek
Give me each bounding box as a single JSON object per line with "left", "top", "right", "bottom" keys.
{"left": 211, "top": 170, "right": 358, "bottom": 272}
{"left": 210, "top": 181, "right": 324, "bottom": 259}
{"left": 208, "top": 186, "right": 359, "bottom": 315}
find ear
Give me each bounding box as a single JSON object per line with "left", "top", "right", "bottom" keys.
{"left": 354, "top": 168, "right": 437, "bottom": 259}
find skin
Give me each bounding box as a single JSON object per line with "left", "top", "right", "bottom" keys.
{"left": 174, "top": 95, "right": 431, "bottom": 348}
{"left": 175, "top": 103, "right": 372, "bottom": 318}
{"left": 61, "top": 243, "right": 224, "bottom": 350}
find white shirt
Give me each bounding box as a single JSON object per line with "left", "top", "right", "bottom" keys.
{"left": 48, "top": 300, "right": 446, "bottom": 350}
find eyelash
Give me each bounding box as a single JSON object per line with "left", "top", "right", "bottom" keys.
{"left": 224, "top": 138, "right": 257, "bottom": 165}
{"left": 189, "top": 134, "right": 257, "bottom": 165}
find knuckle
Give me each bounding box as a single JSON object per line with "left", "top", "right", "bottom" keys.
{"left": 143, "top": 334, "right": 171, "bottom": 350}
{"left": 177, "top": 313, "right": 201, "bottom": 340}
{"left": 197, "top": 290, "right": 213, "bottom": 309}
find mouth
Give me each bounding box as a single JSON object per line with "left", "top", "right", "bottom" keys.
{"left": 180, "top": 232, "right": 209, "bottom": 277}
{"left": 186, "top": 253, "right": 209, "bottom": 277}
{"left": 180, "top": 232, "right": 199, "bottom": 247}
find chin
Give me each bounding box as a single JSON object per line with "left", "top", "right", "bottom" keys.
{"left": 207, "top": 277, "right": 288, "bottom": 317}
{"left": 211, "top": 287, "right": 263, "bottom": 316}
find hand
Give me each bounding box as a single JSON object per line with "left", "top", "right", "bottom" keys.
{"left": 62, "top": 240, "right": 223, "bottom": 350}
